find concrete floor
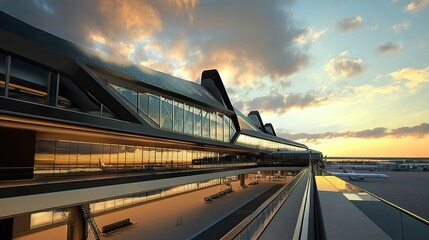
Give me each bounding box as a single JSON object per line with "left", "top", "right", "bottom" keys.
{"left": 326, "top": 167, "right": 429, "bottom": 220}
{"left": 15, "top": 179, "right": 279, "bottom": 240}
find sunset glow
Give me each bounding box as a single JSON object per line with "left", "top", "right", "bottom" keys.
{"left": 1, "top": 0, "right": 428, "bottom": 156}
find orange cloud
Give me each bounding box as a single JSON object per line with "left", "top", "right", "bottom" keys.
{"left": 278, "top": 123, "right": 429, "bottom": 142}
{"left": 98, "top": 0, "right": 163, "bottom": 40}
{"left": 406, "top": 0, "right": 429, "bottom": 12}
{"left": 390, "top": 65, "right": 429, "bottom": 90}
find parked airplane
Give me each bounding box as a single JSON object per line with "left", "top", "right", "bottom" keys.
{"left": 328, "top": 169, "right": 389, "bottom": 181}
{"left": 99, "top": 159, "right": 145, "bottom": 172}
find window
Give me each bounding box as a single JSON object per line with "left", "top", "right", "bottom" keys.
{"left": 0, "top": 53, "right": 6, "bottom": 96}
{"left": 34, "top": 139, "right": 55, "bottom": 176}
{"left": 210, "top": 112, "right": 217, "bottom": 139}
{"left": 230, "top": 120, "right": 236, "bottom": 139}
{"left": 58, "top": 75, "right": 117, "bottom": 118}
{"left": 224, "top": 117, "right": 230, "bottom": 142}
{"left": 148, "top": 94, "right": 160, "bottom": 125}
{"left": 109, "top": 84, "right": 137, "bottom": 110}
{"left": 184, "top": 104, "right": 194, "bottom": 135}
{"left": 160, "top": 97, "right": 173, "bottom": 130}
{"left": 202, "top": 110, "right": 210, "bottom": 138}
{"left": 194, "top": 107, "right": 202, "bottom": 137}
{"left": 173, "top": 101, "right": 184, "bottom": 132}
{"left": 217, "top": 114, "right": 223, "bottom": 141}
{"left": 138, "top": 92, "right": 149, "bottom": 116}
{"left": 9, "top": 57, "right": 49, "bottom": 104}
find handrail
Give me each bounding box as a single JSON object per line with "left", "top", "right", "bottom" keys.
{"left": 221, "top": 168, "right": 308, "bottom": 240}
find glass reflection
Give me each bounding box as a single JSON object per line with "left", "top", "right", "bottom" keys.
{"left": 173, "top": 101, "right": 184, "bottom": 132}
{"left": 138, "top": 92, "right": 149, "bottom": 116}
{"left": 184, "top": 104, "right": 193, "bottom": 135}
{"left": 148, "top": 94, "right": 160, "bottom": 125}
{"left": 9, "top": 57, "right": 48, "bottom": 104}
{"left": 0, "top": 53, "right": 6, "bottom": 96}
{"left": 30, "top": 176, "right": 229, "bottom": 229}
{"left": 210, "top": 112, "right": 216, "bottom": 140}
{"left": 235, "top": 134, "right": 306, "bottom": 152}
{"left": 202, "top": 110, "right": 210, "bottom": 138}
{"left": 160, "top": 97, "right": 173, "bottom": 130}
{"left": 34, "top": 137, "right": 260, "bottom": 178}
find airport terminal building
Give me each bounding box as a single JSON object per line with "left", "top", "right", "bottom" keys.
{"left": 5, "top": 11, "right": 427, "bottom": 240}
{"left": 0, "top": 11, "right": 311, "bottom": 182}
{"left": 0, "top": 11, "right": 322, "bottom": 239}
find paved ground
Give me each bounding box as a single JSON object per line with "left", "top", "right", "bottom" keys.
{"left": 15, "top": 179, "right": 283, "bottom": 240}
{"left": 326, "top": 167, "right": 429, "bottom": 220}
{"left": 193, "top": 184, "right": 284, "bottom": 240}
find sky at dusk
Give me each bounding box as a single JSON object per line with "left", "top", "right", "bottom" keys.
{"left": 1, "top": 0, "right": 428, "bottom": 157}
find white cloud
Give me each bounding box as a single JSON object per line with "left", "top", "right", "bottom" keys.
{"left": 294, "top": 27, "right": 326, "bottom": 46}
{"left": 325, "top": 52, "right": 365, "bottom": 80}
{"left": 391, "top": 20, "right": 411, "bottom": 33}
{"left": 339, "top": 51, "right": 350, "bottom": 57}
{"left": 336, "top": 16, "right": 363, "bottom": 32}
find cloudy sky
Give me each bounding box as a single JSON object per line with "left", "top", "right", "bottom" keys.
{"left": 1, "top": 0, "right": 428, "bottom": 157}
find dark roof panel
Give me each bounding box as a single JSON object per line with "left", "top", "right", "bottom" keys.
{"left": 0, "top": 11, "right": 227, "bottom": 112}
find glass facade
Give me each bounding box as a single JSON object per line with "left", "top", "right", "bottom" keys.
{"left": 217, "top": 114, "right": 224, "bottom": 141}
{"left": 194, "top": 107, "right": 202, "bottom": 137}
{"left": 173, "top": 101, "right": 184, "bottom": 132}
{"left": 202, "top": 110, "right": 210, "bottom": 138}
{"left": 138, "top": 92, "right": 149, "bottom": 116}
{"left": 58, "top": 75, "right": 116, "bottom": 118}
{"left": 148, "top": 94, "right": 160, "bottom": 124}
{"left": 108, "top": 80, "right": 235, "bottom": 142}
{"left": 0, "top": 53, "right": 116, "bottom": 118}
{"left": 235, "top": 134, "right": 307, "bottom": 152}
{"left": 160, "top": 97, "right": 173, "bottom": 130}
{"left": 0, "top": 53, "right": 6, "bottom": 96}
{"left": 184, "top": 104, "right": 193, "bottom": 134}
{"left": 34, "top": 138, "right": 258, "bottom": 177}
{"left": 9, "top": 57, "right": 49, "bottom": 104}
{"left": 109, "top": 84, "right": 137, "bottom": 110}
{"left": 210, "top": 112, "right": 217, "bottom": 139}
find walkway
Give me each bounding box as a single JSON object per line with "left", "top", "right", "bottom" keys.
{"left": 258, "top": 170, "right": 309, "bottom": 240}
{"left": 192, "top": 184, "right": 284, "bottom": 240}
{"left": 16, "top": 179, "right": 283, "bottom": 240}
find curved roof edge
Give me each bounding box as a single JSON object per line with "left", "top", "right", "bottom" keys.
{"left": 201, "top": 70, "right": 241, "bottom": 139}
{"left": 0, "top": 11, "right": 230, "bottom": 115}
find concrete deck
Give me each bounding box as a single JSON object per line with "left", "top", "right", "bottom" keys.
{"left": 15, "top": 179, "right": 282, "bottom": 240}
{"left": 316, "top": 176, "right": 392, "bottom": 240}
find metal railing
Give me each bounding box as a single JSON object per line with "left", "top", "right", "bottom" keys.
{"left": 221, "top": 168, "right": 308, "bottom": 240}
{"left": 320, "top": 168, "right": 429, "bottom": 239}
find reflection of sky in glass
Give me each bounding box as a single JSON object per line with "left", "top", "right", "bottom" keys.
{"left": 316, "top": 176, "right": 377, "bottom": 202}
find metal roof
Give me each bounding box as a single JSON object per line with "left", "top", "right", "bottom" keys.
{"left": 0, "top": 11, "right": 227, "bottom": 112}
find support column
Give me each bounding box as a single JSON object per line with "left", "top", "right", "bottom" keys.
{"left": 67, "top": 206, "right": 87, "bottom": 240}
{"left": 0, "top": 218, "right": 13, "bottom": 240}
{"left": 239, "top": 174, "right": 245, "bottom": 186}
